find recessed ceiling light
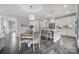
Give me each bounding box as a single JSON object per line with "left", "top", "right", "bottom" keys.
{"left": 64, "top": 5, "right": 67, "bottom": 7}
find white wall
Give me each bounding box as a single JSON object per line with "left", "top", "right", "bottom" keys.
{"left": 0, "top": 18, "right": 1, "bottom": 37}
{"left": 77, "top": 4, "right": 79, "bottom": 48}
{"left": 56, "top": 16, "right": 76, "bottom": 26}
{"left": 17, "top": 17, "right": 29, "bottom": 34}
{"left": 0, "top": 14, "right": 29, "bottom": 37}
{"left": 55, "top": 16, "right": 76, "bottom": 37}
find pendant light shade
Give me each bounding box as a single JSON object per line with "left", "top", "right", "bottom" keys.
{"left": 29, "top": 14, "right": 35, "bottom": 20}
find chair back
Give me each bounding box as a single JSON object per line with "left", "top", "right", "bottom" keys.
{"left": 33, "top": 30, "right": 41, "bottom": 42}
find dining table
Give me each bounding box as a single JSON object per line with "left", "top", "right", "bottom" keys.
{"left": 20, "top": 31, "right": 33, "bottom": 47}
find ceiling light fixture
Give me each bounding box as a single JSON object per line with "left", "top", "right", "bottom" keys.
{"left": 29, "top": 5, "right": 35, "bottom": 20}
{"left": 29, "top": 14, "right": 35, "bottom": 20}
{"left": 49, "top": 14, "right": 52, "bottom": 17}
{"left": 64, "top": 5, "right": 67, "bottom": 8}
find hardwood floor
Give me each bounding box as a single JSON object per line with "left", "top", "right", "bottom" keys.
{"left": 0, "top": 35, "right": 78, "bottom": 54}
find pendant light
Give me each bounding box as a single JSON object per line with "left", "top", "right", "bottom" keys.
{"left": 29, "top": 5, "right": 35, "bottom": 20}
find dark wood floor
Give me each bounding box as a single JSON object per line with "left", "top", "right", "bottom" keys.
{"left": 40, "top": 35, "right": 78, "bottom": 54}
{"left": 0, "top": 35, "right": 78, "bottom": 54}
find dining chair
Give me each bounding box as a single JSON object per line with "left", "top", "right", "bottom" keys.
{"left": 32, "top": 30, "right": 41, "bottom": 52}
{"left": 19, "top": 30, "right": 41, "bottom": 53}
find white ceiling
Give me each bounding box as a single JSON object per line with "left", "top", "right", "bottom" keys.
{"left": 0, "top": 4, "right": 76, "bottom": 18}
